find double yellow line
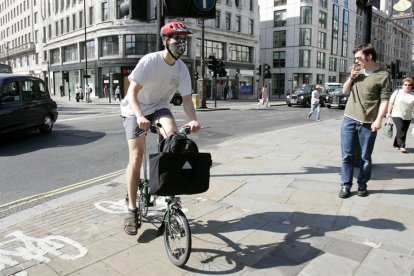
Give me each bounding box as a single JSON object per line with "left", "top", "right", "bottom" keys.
{"left": 0, "top": 169, "right": 125, "bottom": 212}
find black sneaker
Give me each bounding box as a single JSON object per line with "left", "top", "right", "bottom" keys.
{"left": 339, "top": 187, "right": 350, "bottom": 198}
{"left": 357, "top": 187, "right": 368, "bottom": 197}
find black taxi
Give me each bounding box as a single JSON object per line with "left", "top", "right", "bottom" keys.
{"left": 0, "top": 74, "right": 58, "bottom": 135}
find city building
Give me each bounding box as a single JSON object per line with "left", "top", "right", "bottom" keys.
{"left": 0, "top": 0, "right": 260, "bottom": 101}
{"left": 259, "top": 0, "right": 413, "bottom": 98}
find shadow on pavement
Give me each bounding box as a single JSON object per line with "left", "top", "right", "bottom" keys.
{"left": 0, "top": 127, "right": 105, "bottom": 156}
{"left": 186, "top": 211, "right": 405, "bottom": 274}
{"left": 211, "top": 162, "right": 413, "bottom": 181}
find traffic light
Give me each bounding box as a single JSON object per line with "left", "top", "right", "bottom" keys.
{"left": 163, "top": 0, "right": 216, "bottom": 19}
{"left": 62, "top": 71, "right": 69, "bottom": 82}
{"left": 217, "top": 61, "right": 227, "bottom": 77}
{"left": 256, "top": 65, "right": 262, "bottom": 76}
{"left": 119, "top": 0, "right": 149, "bottom": 21}
{"left": 208, "top": 55, "right": 218, "bottom": 77}
{"left": 194, "top": 71, "right": 199, "bottom": 80}
{"left": 264, "top": 64, "right": 271, "bottom": 79}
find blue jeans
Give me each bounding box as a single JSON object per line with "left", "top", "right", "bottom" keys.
{"left": 307, "top": 103, "right": 320, "bottom": 121}
{"left": 341, "top": 116, "right": 377, "bottom": 189}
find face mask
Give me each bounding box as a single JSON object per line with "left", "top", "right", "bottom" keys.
{"left": 167, "top": 37, "right": 187, "bottom": 59}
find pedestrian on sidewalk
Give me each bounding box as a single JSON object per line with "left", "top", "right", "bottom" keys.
{"left": 103, "top": 84, "right": 108, "bottom": 98}
{"left": 115, "top": 86, "right": 121, "bottom": 101}
{"left": 387, "top": 77, "right": 414, "bottom": 153}
{"left": 258, "top": 83, "right": 269, "bottom": 107}
{"left": 339, "top": 43, "right": 391, "bottom": 199}
{"left": 306, "top": 84, "right": 321, "bottom": 121}
{"left": 120, "top": 21, "right": 200, "bottom": 236}
{"left": 75, "top": 85, "right": 82, "bottom": 102}
{"left": 85, "top": 85, "right": 92, "bottom": 103}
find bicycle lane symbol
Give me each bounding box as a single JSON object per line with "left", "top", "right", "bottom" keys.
{"left": 0, "top": 230, "right": 88, "bottom": 272}
{"left": 94, "top": 198, "right": 168, "bottom": 214}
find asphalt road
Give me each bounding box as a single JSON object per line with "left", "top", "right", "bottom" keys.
{"left": 0, "top": 103, "right": 344, "bottom": 217}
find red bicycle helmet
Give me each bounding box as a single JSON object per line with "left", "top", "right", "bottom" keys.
{"left": 160, "top": 21, "right": 192, "bottom": 38}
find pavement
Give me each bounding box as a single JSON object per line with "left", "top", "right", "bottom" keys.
{"left": 1, "top": 99, "right": 414, "bottom": 275}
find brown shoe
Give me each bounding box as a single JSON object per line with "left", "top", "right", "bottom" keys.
{"left": 124, "top": 212, "right": 138, "bottom": 235}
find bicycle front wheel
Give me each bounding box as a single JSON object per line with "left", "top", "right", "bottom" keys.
{"left": 163, "top": 209, "right": 191, "bottom": 267}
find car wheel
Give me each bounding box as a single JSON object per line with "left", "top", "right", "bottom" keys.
{"left": 173, "top": 97, "right": 182, "bottom": 106}
{"left": 39, "top": 114, "right": 54, "bottom": 134}
{"left": 287, "top": 103, "right": 292, "bottom": 107}
{"left": 327, "top": 105, "right": 331, "bottom": 109}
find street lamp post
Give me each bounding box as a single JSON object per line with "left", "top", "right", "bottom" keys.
{"left": 84, "top": 0, "right": 89, "bottom": 99}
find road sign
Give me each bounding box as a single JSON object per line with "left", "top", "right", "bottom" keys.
{"left": 83, "top": 74, "right": 91, "bottom": 78}
{"left": 193, "top": 0, "right": 215, "bottom": 11}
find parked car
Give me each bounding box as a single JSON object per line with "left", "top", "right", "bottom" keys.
{"left": 325, "top": 87, "right": 348, "bottom": 109}
{"left": 324, "top": 82, "right": 342, "bottom": 92}
{"left": 0, "top": 74, "right": 58, "bottom": 135}
{"left": 286, "top": 84, "right": 326, "bottom": 107}
{"left": 170, "top": 92, "right": 182, "bottom": 106}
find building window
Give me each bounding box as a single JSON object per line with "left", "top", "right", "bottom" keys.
{"left": 300, "top": 7, "right": 312, "bottom": 24}
{"left": 215, "top": 10, "right": 221, "bottom": 28}
{"left": 100, "top": 36, "right": 119, "bottom": 56}
{"left": 63, "top": 44, "right": 78, "bottom": 62}
{"left": 248, "top": 19, "right": 254, "bottom": 35}
{"left": 342, "top": 10, "right": 349, "bottom": 57}
{"left": 274, "top": 0, "right": 287, "bottom": 6}
{"left": 66, "top": 16, "right": 70, "bottom": 32}
{"left": 299, "top": 28, "right": 311, "bottom": 46}
{"left": 125, "top": 34, "right": 157, "bottom": 55}
{"left": 61, "top": 19, "right": 64, "bottom": 34}
{"left": 273, "top": 30, "right": 286, "bottom": 48}
{"left": 329, "top": 57, "right": 337, "bottom": 71}
{"left": 320, "top": 0, "right": 327, "bottom": 8}
{"left": 80, "top": 40, "right": 95, "bottom": 59}
{"left": 116, "top": 0, "right": 123, "bottom": 19}
{"left": 55, "top": 21, "right": 58, "bottom": 36}
{"left": 316, "top": 74, "right": 324, "bottom": 85}
{"left": 319, "top": 11, "right": 327, "bottom": 28}
{"left": 316, "top": 52, "right": 326, "bottom": 68}
{"left": 89, "top": 6, "right": 94, "bottom": 25}
{"left": 318, "top": 32, "right": 326, "bottom": 49}
{"left": 229, "top": 44, "right": 251, "bottom": 62}
{"left": 274, "top": 10, "right": 286, "bottom": 27}
{"left": 196, "top": 39, "right": 224, "bottom": 59}
{"left": 101, "top": 2, "right": 108, "bottom": 22}
{"left": 34, "top": 12, "right": 38, "bottom": 24}
{"left": 79, "top": 11, "right": 83, "bottom": 28}
{"left": 339, "top": 59, "right": 347, "bottom": 73}
{"left": 299, "top": 50, "right": 310, "bottom": 67}
{"left": 72, "top": 14, "right": 76, "bottom": 30}
{"left": 225, "top": 13, "right": 231, "bottom": 30}
{"left": 273, "top": 51, "right": 285, "bottom": 67}
{"left": 48, "top": 24, "right": 52, "bottom": 38}
{"left": 236, "top": 16, "right": 241, "bottom": 32}
{"left": 331, "top": 4, "right": 339, "bottom": 55}
{"left": 250, "top": 0, "right": 253, "bottom": 10}
{"left": 51, "top": 48, "right": 60, "bottom": 64}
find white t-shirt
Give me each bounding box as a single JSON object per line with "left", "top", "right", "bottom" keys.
{"left": 390, "top": 90, "right": 414, "bottom": 120}
{"left": 311, "top": 90, "right": 320, "bottom": 104}
{"left": 120, "top": 51, "right": 191, "bottom": 117}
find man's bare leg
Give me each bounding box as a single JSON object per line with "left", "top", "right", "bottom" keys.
{"left": 124, "top": 135, "right": 145, "bottom": 235}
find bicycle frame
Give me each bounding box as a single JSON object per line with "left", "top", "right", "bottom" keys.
{"left": 137, "top": 124, "right": 191, "bottom": 267}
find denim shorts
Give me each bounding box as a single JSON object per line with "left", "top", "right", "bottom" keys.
{"left": 122, "top": 108, "right": 173, "bottom": 140}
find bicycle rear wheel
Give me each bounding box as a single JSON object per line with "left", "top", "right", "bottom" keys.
{"left": 163, "top": 209, "right": 191, "bottom": 267}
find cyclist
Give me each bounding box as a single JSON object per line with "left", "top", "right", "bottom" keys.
{"left": 120, "top": 21, "right": 201, "bottom": 235}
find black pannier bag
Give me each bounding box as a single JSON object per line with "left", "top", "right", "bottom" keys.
{"left": 149, "top": 152, "right": 212, "bottom": 196}
{"left": 159, "top": 133, "right": 199, "bottom": 153}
